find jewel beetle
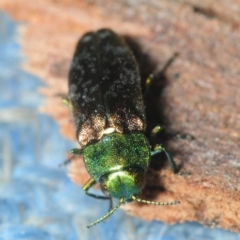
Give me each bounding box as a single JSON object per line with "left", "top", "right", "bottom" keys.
{"left": 67, "top": 29, "right": 179, "bottom": 228}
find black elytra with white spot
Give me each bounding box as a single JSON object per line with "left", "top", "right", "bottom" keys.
{"left": 68, "top": 29, "right": 146, "bottom": 148}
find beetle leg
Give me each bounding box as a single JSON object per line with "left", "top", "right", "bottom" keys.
{"left": 69, "top": 148, "right": 83, "bottom": 155}
{"left": 59, "top": 155, "right": 76, "bottom": 167}
{"left": 83, "top": 178, "right": 111, "bottom": 200}
{"left": 144, "top": 53, "right": 178, "bottom": 98}
{"left": 150, "top": 125, "right": 162, "bottom": 137}
{"left": 151, "top": 144, "right": 177, "bottom": 173}
{"left": 143, "top": 74, "right": 154, "bottom": 98}
{"left": 62, "top": 97, "right": 73, "bottom": 108}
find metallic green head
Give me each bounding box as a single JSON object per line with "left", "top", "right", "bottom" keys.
{"left": 100, "top": 168, "right": 145, "bottom": 200}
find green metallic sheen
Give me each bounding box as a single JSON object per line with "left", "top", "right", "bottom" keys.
{"left": 100, "top": 168, "right": 145, "bottom": 199}
{"left": 83, "top": 133, "right": 151, "bottom": 182}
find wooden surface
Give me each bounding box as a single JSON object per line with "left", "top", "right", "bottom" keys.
{"left": 1, "top": 0, "right": 240, "bottom": 232}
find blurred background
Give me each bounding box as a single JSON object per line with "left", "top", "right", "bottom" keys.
{"left": 0, "top": 1, "right": 240, "bottom": 239}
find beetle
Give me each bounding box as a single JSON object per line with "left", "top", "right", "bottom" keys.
{"left": 66, "top": 29, "right": 179, "bottom": 228}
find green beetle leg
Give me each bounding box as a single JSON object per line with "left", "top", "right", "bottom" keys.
{"left": 69, "top": 148, "right": 83, "bottom": 155}
{"left": 151, "top": 144, "right": 177, "bottom": 173}
{"left": 149, "top": 125, "right": 177, "bottom": 173}
{"left": 150, "top": 125, "right": 162, "bottom": 137}
{"left": 70, "top": 149, "right": 111, "bottom": 201}
{"left": 62, "top": 96, "right": 73, "bottom": 108}
{"left": 143, "top": 53, "right": 178, "bottom": 98}
{"left": 83, "top": 178, "right": 111, "bottom": 200}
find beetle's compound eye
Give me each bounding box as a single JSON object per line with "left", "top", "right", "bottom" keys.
{"left": 100, "top": 168, "right": 145, "bottom": 200}
{"left": 100, "top": 182, "right": 111, "bottom": 197}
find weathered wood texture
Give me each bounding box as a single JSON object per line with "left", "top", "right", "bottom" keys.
{"left": 1, "top": 0, "right": 239, "bottom": 232}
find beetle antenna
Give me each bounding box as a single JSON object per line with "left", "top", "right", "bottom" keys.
{"left": 132, "top": 195, "right": 180, "bottom": 206}
{"left": 87, "top": 198, "right": 124, "bottom": 228}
